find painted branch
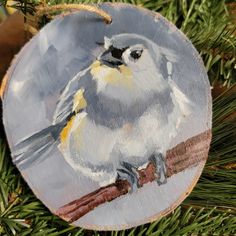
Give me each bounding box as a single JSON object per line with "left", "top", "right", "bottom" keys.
{"left": 55, "top": 130, "right": 212, "bottom": 223}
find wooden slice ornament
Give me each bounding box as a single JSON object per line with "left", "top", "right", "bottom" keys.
{"left": 1, "top": 3, "right": 212, "bottom": 230}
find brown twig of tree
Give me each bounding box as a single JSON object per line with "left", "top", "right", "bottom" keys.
{"left": 55, "top": 130, "right": 211, "bottom": 223}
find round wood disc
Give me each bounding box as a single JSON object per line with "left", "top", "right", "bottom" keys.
{"left": 2, "top": 3, "right": 212, "bottom": 230}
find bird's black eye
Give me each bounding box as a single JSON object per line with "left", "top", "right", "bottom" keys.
{"left": 130, "top": 49, "right": 143, "bottom": 60}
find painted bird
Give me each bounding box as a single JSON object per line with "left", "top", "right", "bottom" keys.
{"left": 12, "top": 33, "right": 192, "bottom": 191}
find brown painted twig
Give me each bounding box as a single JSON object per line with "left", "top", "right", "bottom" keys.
{"left": 55, "top": 130, "right": 212, "bottom": 223}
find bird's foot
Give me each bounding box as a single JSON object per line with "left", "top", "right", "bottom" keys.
{"left": 149, "top": 152, "right": 167, "bottom": 185}
{"left": 117, "top": 161, "right": 140, "bottom": 193}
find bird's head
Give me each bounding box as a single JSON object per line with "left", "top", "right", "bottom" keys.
{"left": 91, "top": 33, "right": 177, "bottom": 105}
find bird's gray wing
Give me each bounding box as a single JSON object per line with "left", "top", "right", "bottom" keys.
{"left": 53, "top": 68, "right": 90, "bottom": 124}
{"left": 12, "top": 68, "right": 91, "bottom": 170}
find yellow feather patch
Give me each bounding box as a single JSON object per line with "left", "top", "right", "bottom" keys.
{"left": 59, "top": 88, "right": 87, "bottom": 148}
{"left": 119, "top": 65, "right": 132, "bottom": 77}
{"left": 73, "top": 88, "right": 87, "bottom": 113}
{"left": 59, "top": 115, "right": 86, "bottom": 149}
{"left": 60, "top": 116, "right": 75, "bottom": 145}
{"left": 91, "top": 60, "right": 133, "bottom": 88}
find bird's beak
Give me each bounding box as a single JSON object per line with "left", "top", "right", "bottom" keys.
{"left": 98, "top": 49, "right": 125, "bottom": 68}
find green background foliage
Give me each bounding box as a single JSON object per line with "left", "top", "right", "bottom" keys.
{"left": 0, "top": 0, "right": 236, "bottom": 235}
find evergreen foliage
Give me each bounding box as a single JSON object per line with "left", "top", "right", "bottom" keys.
{"left": 0, "top": 0, "right": 235, "bottom": 235}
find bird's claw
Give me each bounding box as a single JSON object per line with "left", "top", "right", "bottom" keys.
{"left": 149, "top": 152, "right": 167, "bottom": 185}
{"left": 117, "top": 161, "right": 140, "bottom": 193}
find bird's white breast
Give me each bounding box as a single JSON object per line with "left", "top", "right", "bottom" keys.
{"left": 59, "top": 101, "right": 180, "bottom": 186}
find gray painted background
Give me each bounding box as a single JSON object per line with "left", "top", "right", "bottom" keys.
{"left": 2, "top": 3, "right": 211, "bottom": 230}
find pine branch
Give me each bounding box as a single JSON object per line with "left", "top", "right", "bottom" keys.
{"left": 0, "top": 0, "right": 236, "bottom": 235}
{"left": 184, "top": 86, "right": 236, "bottom": 211}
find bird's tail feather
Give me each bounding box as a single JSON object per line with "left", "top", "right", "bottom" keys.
{"left": 12, "top": 123, "right": 64, "bottom": 170}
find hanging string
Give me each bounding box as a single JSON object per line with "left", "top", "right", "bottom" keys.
{"left": 35, "top": 4, "right": 112, "bottom": 24}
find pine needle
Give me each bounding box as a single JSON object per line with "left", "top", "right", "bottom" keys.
{"left": 0, "top": 0, "right": 236, "bottom": 235}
